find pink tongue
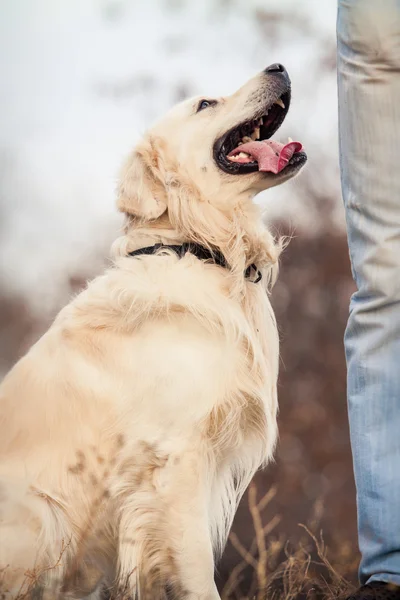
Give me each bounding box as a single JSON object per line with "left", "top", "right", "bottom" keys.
{"left": 229, "top": 140, "right": 303, "bottom": 173}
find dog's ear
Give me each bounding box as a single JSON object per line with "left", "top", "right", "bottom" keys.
{"left": 117, "top": 142, "right": 167, "bottom": 220}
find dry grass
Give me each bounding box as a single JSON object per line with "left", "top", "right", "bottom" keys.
{"left": 0, "top": 480, "right": 358, "bottom": 600}
{"left": 221, "top": 483, "right": 357, "bottom": 600}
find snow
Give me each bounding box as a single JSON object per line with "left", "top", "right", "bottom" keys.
{"left": 0, "top": 0, "right": 341, "bottom": 315}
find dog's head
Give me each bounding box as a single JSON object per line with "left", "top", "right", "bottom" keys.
{"left": 117, "top": 66, "right": 306, "bottom": 283}
{"left": 118, "top": 65, "right": 306, "bottom": 221}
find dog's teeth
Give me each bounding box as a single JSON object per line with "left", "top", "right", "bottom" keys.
{"left": 288, "top": 137, "right": 293, "bottom": 143}
{"left": 242, "top": 136, "right": 252, "bottom": 143}
{"left": 237, "top": 141, "right": 243, "bottom": 146}
{"left": 274, "top": 98, "right": 285, "bottom": 109}
{"left": 228, "top": 151, "right": 250, "bottom": 161}
{"left": 258, "top": 118, "right": 263, "bottom": 126}
{"left": 252, "top": 127, "right": 260, "bottom": 140}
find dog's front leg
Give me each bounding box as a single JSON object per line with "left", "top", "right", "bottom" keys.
{"left": 115, "top": 443, "right": 220, "bottom": 600}
{"left": 158, "top": 449, "right": 221, "bottom": 600}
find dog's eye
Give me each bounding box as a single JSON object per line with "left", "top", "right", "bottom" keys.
{"left": 197, "top": 99, "right": 217, "bottom": 112}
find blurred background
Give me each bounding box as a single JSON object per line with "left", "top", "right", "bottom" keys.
{"left": 0, "top": 0, "right": 358, "bottom": 595}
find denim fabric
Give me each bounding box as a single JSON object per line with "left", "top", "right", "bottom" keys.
{"left": 337, "top": 0, "right": 400, "bottom": 585}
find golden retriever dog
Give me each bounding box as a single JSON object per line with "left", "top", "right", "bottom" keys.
{"left": 0, "top": 64, "right": 306, "bottom": 599}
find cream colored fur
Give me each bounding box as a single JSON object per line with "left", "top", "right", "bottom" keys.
{"left": 0, "top": 69, "right": 304, "bottom": 599}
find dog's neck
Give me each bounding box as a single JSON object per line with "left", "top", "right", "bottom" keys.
{"left": 112, "top": 204, "right": 281, "bottom": 294}
{"left": 119, "top": 213, "right": 190, "bottom": 253}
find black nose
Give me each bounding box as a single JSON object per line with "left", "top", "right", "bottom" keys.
{"left": 265, "top": 63, "right": 286, "bottom": 74}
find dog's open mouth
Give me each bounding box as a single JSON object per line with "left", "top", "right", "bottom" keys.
{"left": 213, "top": 90, "right": 307, "bottom": 175}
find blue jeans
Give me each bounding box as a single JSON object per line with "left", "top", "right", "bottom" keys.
{"left": 337, "top": 0, "right": 400, "bottom": 586}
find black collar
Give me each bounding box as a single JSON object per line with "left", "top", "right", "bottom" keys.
{"left": 128, "top": 243, "right": 262, "bottom": 283}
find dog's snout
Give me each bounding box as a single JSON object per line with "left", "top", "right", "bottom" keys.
{"left": 265, "top": 63, "right": 286, "bottom": 74}
{"left": 264, "top": 63, "right": 290, "bottom": 86}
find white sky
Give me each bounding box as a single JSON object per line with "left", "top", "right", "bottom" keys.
{"left": 0, "top": 0, "right": 341, "bottom": 315}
